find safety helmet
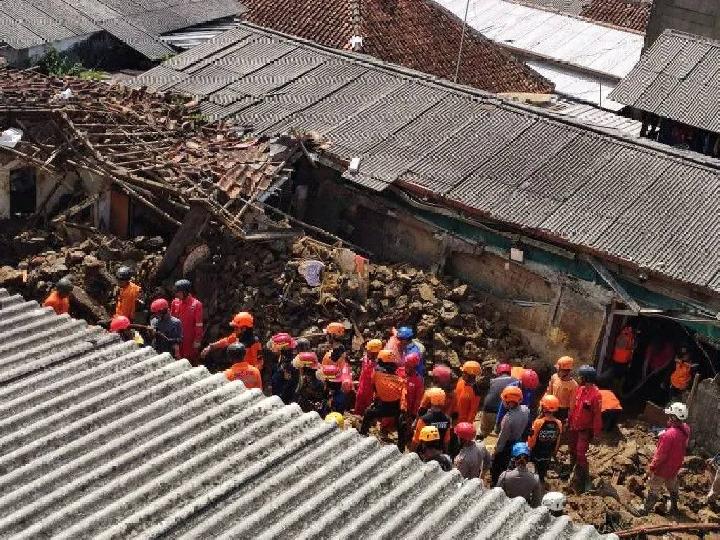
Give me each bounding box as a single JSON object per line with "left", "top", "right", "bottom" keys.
{"left": 556, "top": 356, "right": 574, "bottom": 370}
{"left": 174, "top": 279, "right": 191, "bottom": 293}
{"left": 511, "top": 442, "right": 531, "bottom": 458}
{"left": 540, "top": 394, "right": 560, "bottom": 412}
{"left": 496, "top": 363, "right": 512, "bottom": 376}
{"left": 227, "top": 343, "right": 246, "bottom": 362}
{"left": 297, "top": 351, "right": 319, "bottom": 368}
{"left": 150, "top": 298, "right": 169, "bottom": 313}
{"left": 365, "top": 339, "right": 383, "bottom": 353}
{"left": 664, "top": 402, "right": 688, "bottom": 421}
{"left": 56, "top": 277, "right": 73, "bottom": 293}
{"left": 271, "top": 332, "right": 296, "bottom": 351}
{"left": 427, "top": 387, "right": 446, "bottom": 406}
{"left": 419, "top": 425, "right": 440, "bottom": 442}
{"left": 396, "top": 326, "right": 414, "bottom": 340}
{"left": 341, "top": 378, "right": 354, "bottom": 393}
{"left": 324, "top": 322, "right": 345, "bottom": 336}
{"left": 377, "top": 349, "right": 396, "bottom": 363}
{"left": 501, "top": 385, "right": 523, "bottom": 405}
{"left": 230, "top": 312, "right": 254, "bottom": 328}
{"left": 321, "top": 364, "right": 340, "bottom": 382}
{"left": 578, "top": 364, "right": 597, "bottom": 383}
{"left": 110, "top": 315, "right": 130, "bottom": 332}
{"left": 431, "top": 365, "right": 452, "bottom": 383}
{"left": 325, "top": 412, "right": 344, "bottom": 429}
{"left": 454, "top": 422, "right": 476, "bottom": 441}
{"left": 462, "top": 361, "right": 481, "bottom": 376}
{"left": 542, "top": 492, "right": 566, "bottom": 513}
{"left": 116, "top": 266, "right": 133, "bottom": 280}
{"left": 521, "top": 369, "right": 540, "bottom": 390}
{"left": 405, "top": 352, "right": 421, "bottom": 368}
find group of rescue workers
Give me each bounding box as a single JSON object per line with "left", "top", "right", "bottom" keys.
{"left": 43, "top": 270, "right": 695, "bottom": 516}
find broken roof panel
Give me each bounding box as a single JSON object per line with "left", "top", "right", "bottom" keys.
{"left": 609, "top": 30, "right": 720, "bottom": 133}
{"left": 0, "top": 289, "right": 609, "bottom": 538}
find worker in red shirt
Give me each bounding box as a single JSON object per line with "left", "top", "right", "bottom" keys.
{"left": 43, "top": 277, "right": 72, "bottom": 315}
{"left": 224, "top": 343, "right": 262, "bottom": 390}
{"left": 355, "top": 339, "right": 382, "bottom": 415}
{"left": 400, "top": 352, "right": 424, "bottom": 417}
{"left": 170, "top": 279, "right": 203, "bottom": 364}
{"left": 202, "top": 312, "right": 263, "bottom": 371}
{"left": 454, "top": 360, "right": 483, "bottom": 425}
{"left": 568, "top": 364, "right": 602, "bottom": 493}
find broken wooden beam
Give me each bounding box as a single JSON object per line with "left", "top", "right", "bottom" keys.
{"left": 156, "top": 201, "right": 210, "bottom": 278}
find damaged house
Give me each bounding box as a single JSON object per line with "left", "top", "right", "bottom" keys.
{"left": 133, "top": 23, "right": 720, "bottom": 402}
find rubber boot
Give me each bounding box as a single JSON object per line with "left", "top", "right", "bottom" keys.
{"left": 636, "top": 493, "right": 657, "bottom": 516}
{"left": 667, "top": 492, "right": 679, "bottom": 514}
{"left": 575, "top": 465, "right": 590, "bottom": 494}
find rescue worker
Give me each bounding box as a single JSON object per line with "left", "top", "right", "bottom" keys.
{"left": 542, "top": 492, "right": 567, "bottom": 517}
{"left": 491, "top": 385, "right": 529, "bottom": 486}
{"left": 325, "top": 412, "right": 345, "bottom": 429}
{"left": 109, "top": 315, "right": 144, "bottom": 345}
{"left": 453, "top": 422, "right": 491, "bottom": 481}
{"left": 480, "top": 363, "right": 518, "bottom": 437}
{"left": 319, "top": 364, "right": 350, "bottom": 416}
{"left": 412, "top": 388, "right": 452, "bottom": 453}
{"left": 321, "top": 322, "right": 349, "bottom": 378}
{"left": 355, "top": 339, "right": 383, "bottom": 415}
{"left": 359, "top": 349, "right": 405, "bottom": 450}
{"left": 568, "top": 364, "right": 602, "bottom": 493}
{"left": 611, "top": 324, "right": 636, "bottom": 392}
{"left": 417, "top": 426, "right": 452, "bottom": 471}
{"left": 454, "top": 360, "right": 483, "bottom": 425}
{"left": 294, "top": 351, "right": 325, "bottom": 414}
{"left": 418, "top": 364, "right": 455, "bottom": 417}
{"left": 43, "top": 277, "right": 72, "bottom": 315}
{"left": 170, "top": 280, "right": 203, "bottom": 364}
{"left": 496, "top": 368, "right": 539, "bottom": 429}
{"left": 201, "top": 311, "right": 262, "bottom": 370}
{"left": 400, "top": 352, "right": 424, "bottom": 417}
{"left": 497, "top": 442, "right": 542, "bottom": 508}
{"left": 149, "top": 298, "right": 182, "bottom": 358}
{"left": 599, "top": 387, "right": 623, "bottom": 432}
{"left": 224, "top": 343, "right": 262, "bottom": 390}
{"left": 114, "top": 266, "right": 142, "bottom": 321}
{"left": 637, "top": 402, "right": 690, "bottom": 516}
{"left": 527, "top": 394, "right": 563, "bottom": 483}
{"left": 546, "top": 356, "right": 579, "bottom": 422}
{"left": 395, "top": 326, "right": 426, "bottom": 376}
{"left": 667, "top": 348, "right": 696, "bottom": 402}
{"left": 270, "top": 332, "right": 298, "bottom": 404}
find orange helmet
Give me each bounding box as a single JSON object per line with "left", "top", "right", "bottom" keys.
{"left": 556, "top": 356, "right": 574, "bottom": 370}
{"left": 109, "top": 315, "right": 130, "bottom": 332}
{"left": 230, "top": 312, "right": 254, "bottom": 328}
{"left": 366, "top": 339, "right": 383, "bottom": 353}
{"left": 501, "top": 385, "right": 523, "bottom": 405}
{"left": 427, "top": 387, "right": 446, "bottom": 406}
{"left": 377, "top": 349, "right": 396, "bottom": 363}
{"left": 324, "top": 322, "right": 345, "bottom": 336}
{"left": 462, "top": 361, "right": 481, "bottom": 376}
{"left": 540, "top": 394, "right": 560, "bottom": 412}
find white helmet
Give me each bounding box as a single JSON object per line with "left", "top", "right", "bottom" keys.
{"left": 542, "top": 491, "right": 566, "bottom": 513}
{"left": 664, "top": 402, "right": 688, "bottom": 421}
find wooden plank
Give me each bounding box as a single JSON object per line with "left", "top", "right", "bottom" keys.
{"left": 156, "top": 202, "right": 210, "bottom": 278}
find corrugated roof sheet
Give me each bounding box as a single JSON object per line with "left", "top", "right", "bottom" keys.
{"left": 509, "top": 0, "right": 651, "bottom": 32}
{"left": 0, "top": 0, "right": 245, "bottom": 61}
{"left": 0, "top": 288, "right": 611, "bottom": 538}
{"left": 609, "top": 29, "right": 720, "bottom": 133}
{"left": 131, "top": 22, "right": 720, "bottom": 294}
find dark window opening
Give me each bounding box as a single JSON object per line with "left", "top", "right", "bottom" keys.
{"left": 9, "top": 167, "right": 36, "bottom": 216}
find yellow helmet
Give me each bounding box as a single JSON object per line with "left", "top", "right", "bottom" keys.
{"left": 366, "top": 339, "right": 383, "bottom": 353}
{"left": 419, "top": 425, "right": 440, "bottom": 442}
{"left": 324, "top": 412, "right": 344, "bottom": 429}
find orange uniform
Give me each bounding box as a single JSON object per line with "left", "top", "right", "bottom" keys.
{"left": 225, "top": 361, "right": 262, "bottom": 389}
{"left": 322, "top": 349, "right": 347, "bottom": 371}
{"left": 43, "top": 291, "right": 69, "bottom": 315}
{"left": 599, "top": 389, "right": 622, "bottom": 412}
{"left": 211, "top": 334, "right": 263, "bottom": 370}
{"left": 613, "top": 326, "right": 635, "bottom": 364}
{"left": 371, "top": 370, "right": 404, "bottom": 402}
{"left": 670, "top": 361, "right": 692, "bottom": 391}
{"left": 546, "top": 374, "right": 579, "bottom": 410}
{"left": 454, "top": 379, "right": 481, "bottom": 424}
{"left": 115, "top": 282, "right": 141, "bottom": 321}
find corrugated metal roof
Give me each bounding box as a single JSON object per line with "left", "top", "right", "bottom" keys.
{"left": 130, "top": 23, "right": 720, "bottom": 294}
{"left": 0, "top": 288, "right": 611, "bottom": 538}
{"left": 0, "top": 0, "right": 244, "bottom": 61}
{"left": 544, "top": 98, "right": 642, "bottom": 136}
{"left": 609, "top": 29, "right": 720, "bottom": 133}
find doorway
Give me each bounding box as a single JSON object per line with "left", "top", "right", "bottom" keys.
{"left": 9, "top": 167, "right": 36, "bottom": 216}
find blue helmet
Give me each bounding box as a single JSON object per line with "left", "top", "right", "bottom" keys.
{"left": 397, "top": 326, "right": 414, "bottom": 340}
{"left": 511, "top": 442, "right": 531, "bottom": 458}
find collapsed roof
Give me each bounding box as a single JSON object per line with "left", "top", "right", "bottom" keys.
{"left": 240, "top": 0, "right": 554, "bottom": 94}
{"left": 0, "top": 0, "right": 245, "bottom": 60}
{"left": 132, "top": 23, "right": 720, "bottom": 296}
{"left": 0, "top": 288, "right": 610, "bottom": 538}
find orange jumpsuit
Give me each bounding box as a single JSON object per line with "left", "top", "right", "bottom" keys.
{"left": 210, "top": 333, "right": 263, "bottom": 370}
{"left": 115, "top": 282, "right": 141, "bottom": 321}
{"left": 546, "top": 374, "right": 579, "bottom": 418}
{"left": 226, "top": 361, "right": 262, "bottom": 389}
{"left": 43, "top": 291, "right": 69, "bottom": 315}
{"left": 454, "top": 378, "right": 482, "bottom": 424}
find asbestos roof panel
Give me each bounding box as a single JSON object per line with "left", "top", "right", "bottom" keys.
{"left": 124, "top": 9, "right": 191, "bottom": 34}
{"left": 0, "top": 0, "right": 75, "bottom": 42}
{"left": 0, "top": 289, "right": 608, "bottom": 538}
{"left": 127, "top": 64, "right": 189, "bottom": 91}
{"left": 0, "top": 11, "right": 44, "bottom": 48}
{"left": 97, "top": 18, "right": 174, "bottom": 60}
{"left": 163, "top": 27, "right": 253, "bottom": 71}
{"left": 27, "top": 0, "right": 99, "bottom": 35}
{"left": 610, "top": 30, "right": 720, "bottom": 132}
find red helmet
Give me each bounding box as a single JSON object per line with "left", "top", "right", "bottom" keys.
{"left": 297, "top": 351, "right": 319, "bottom": 368}
{"left": 110, "top": 315, "right": 130, "bottom": 332}
{"left": 271, "top": 332, "right": 296, "bottom": 351}
{"left": 496, "top": 363, "right": 512, "bottom": 375}
{"left": 521, "top": 369, "right": 540, "bottom": 390}
{"left": 431, "top": 365, "right": 452, "bottom": 383}
{"left": 454, "top": 422, "right": 477, "bottom": 441}
{"left": 321, "top": 364, "right": 340, "bottom": 382}
{"left": 405, "top": 352, "right": 421, "bottom": 368}
{"left": 150, "top": 298, "right": 169, "bottom": 313}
